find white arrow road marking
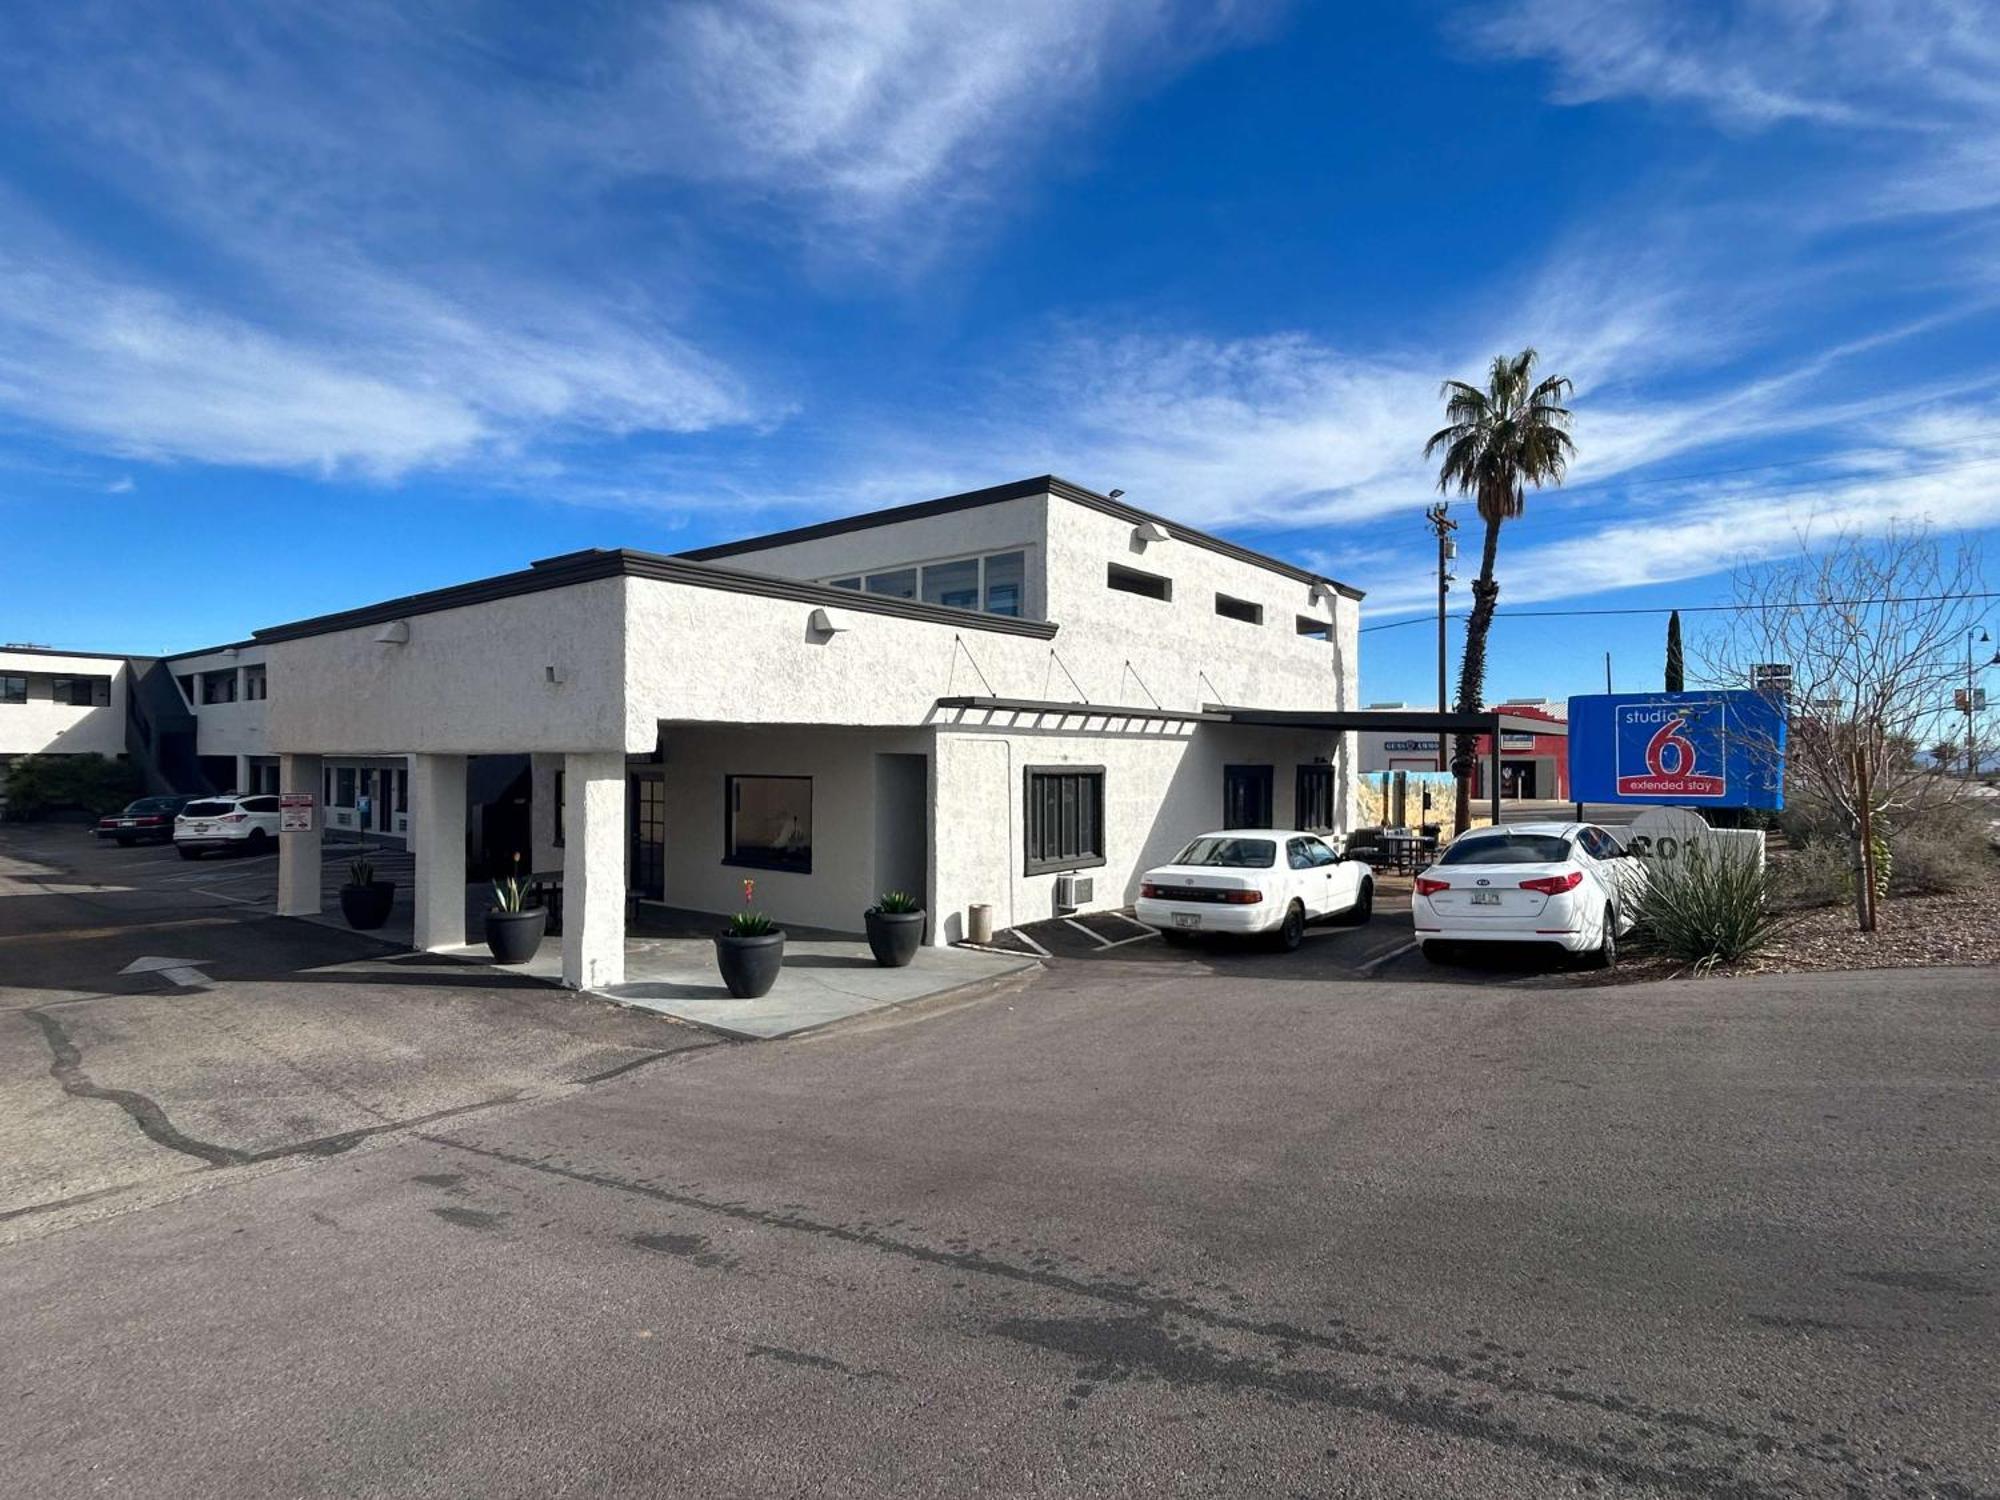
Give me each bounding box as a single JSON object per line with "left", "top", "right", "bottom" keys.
{"left": 119, "top": 956, "right": 212, "bottom": 988}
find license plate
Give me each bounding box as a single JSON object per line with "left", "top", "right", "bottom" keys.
{"left": 118, "top": 820, "right": 135, "bottom": 827}
{"left": 1471, "top": 891, "right": 1502, "bottom": 906}
{"left": 191, "top": 823, "right": 212, "bottom": 834}
{"left": 1172, "top": 913, "right": 1200, "bottom": 929}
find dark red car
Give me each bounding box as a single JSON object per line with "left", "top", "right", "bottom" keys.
{"left": 95, "top": 794, "right": 198, "bottom": 846}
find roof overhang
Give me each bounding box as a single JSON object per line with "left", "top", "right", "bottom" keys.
{"left": 1210, "top": 706, "right": 1568, "bottom": 738}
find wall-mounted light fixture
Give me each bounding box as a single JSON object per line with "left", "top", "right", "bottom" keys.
{"left": 1132, "top": 520, "right": 1171, "bottom": 544}
{"left": 372, "top": 619, "right": 410, "bottom": 645}
{"left": 807, "top": 607, "right": 846, "bottom": 637}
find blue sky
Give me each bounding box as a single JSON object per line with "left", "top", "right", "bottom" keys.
{"left": 3, "top": 0, "right": 1998, "bottom": 703}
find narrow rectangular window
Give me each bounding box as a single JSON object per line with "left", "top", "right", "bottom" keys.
{"left": 1215, "top": 593, "right": 1263, "bottom": 625}
{"left": 1295, "top": 615, "right": 1332, "bottom": 641}
{"left": 725, "top": 774, "right": 812, "bottom": 873}
{"left": 335, "top": 767, "right": 357, "bottom": 807}
{"left": 865, "top": 569, "right": 918, "bottom": 600}
{"left": 0, "top": 676, "right": 25, "bottom": 705}
{"left": 829, "top": 577, "right": 861, "bottom": 591}
{"left": 1023, "top": 766, "right": 1106, "bottom": 873}
{"left": 1296, "top": 765, "right": 1336, "bottom": 832}
{"left": 1223, "top": 765, "right": 1275, "bottom": 829}
{"left": 1107, "top": 563, "right": 1171, "bottom": 601}
{"left": 983, "top": 551, "right": 1025, "bottom": 617}
{"left": 921, "top": 557, "right": 981, "bottom": 610}
{"left": 552, "top": 769, "right": 565, "bottom": 848}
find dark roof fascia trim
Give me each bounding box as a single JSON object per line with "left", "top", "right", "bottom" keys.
{"left": 252, "top": 549, "right": 1061, "bottom": 646}
{"left": 161, "top": 640, "right": 261, "bottom": 664}
{"left": 677, "top": 474, "right": 1365, "bottom": 602}
{"left": 937, "top": 695, "right": 1230, "bottom": 722}
{"left": 0, "top": 644, "right": 138, "bottom": 662}
{"left": 1211, "top": 706, "right": 1568, "bottom": 737}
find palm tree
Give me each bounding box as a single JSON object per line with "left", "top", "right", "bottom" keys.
{"left": 1424, "top": 348, "right": 1576, "bottom": 834}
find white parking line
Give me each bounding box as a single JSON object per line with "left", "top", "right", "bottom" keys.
{"left": 1006, "top": 928, "right": 1053, "bottom": 958}
{"left": 1358, "top": 939, "right": 1418, "bottom": 974}
{"left": 1060, "top": 918, "right": 1113, "bottom": 948}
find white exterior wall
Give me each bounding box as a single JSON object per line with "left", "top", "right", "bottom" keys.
{"left": 931, "top": 719, "right": 1342, "bottom": 942}
{"left": 650, "top": 724, "right": 933, "bottom": 935}
{"left": 167, "top": 646, "right": 270, "bottom": 759}
{"left": 0, "top": 650, "right": 128, "bottom": 758}
{"left": 264, "top": 578, "right": 627, "bottom": 755}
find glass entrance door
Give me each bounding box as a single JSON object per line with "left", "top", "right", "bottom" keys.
{"left": 1223, "top": 764, "right": 1274, "bottom": 829}
{"left": 629, "top": 773, "right": 666, "bottom": 901}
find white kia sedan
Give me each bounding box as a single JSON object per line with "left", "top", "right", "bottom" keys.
{"left": 1412, "top": 821, "right": 1643, "bottom": 968}
{"left": 1135, "top": 829, "right": 1374, "bottom": 951}
{"left": 173, "top": 794, "right": 283, "bottom": 860}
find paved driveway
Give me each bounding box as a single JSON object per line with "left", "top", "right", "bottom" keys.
{"left": 2, "top": 823, "right": 1995, "bottom": 1497}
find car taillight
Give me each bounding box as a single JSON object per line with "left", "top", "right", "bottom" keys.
{"left": 1414, "top": 877, "right": 1450, "bottom": 896}
{"left": 220, "top": 812, "right": 247, "bottom": 823}
{"left": 1140, "top": 882, "right": 1166, "bottom": 898}
{"left": 1519, "top": 871, "right": 1584, "bottom": 895}
{"left": 138, "top": 816, "right": 162, "bottom": 825}
{"left": 1222, "top": 889, "right": 1263, "bottom": 905}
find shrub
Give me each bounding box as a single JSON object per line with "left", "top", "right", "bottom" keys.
{"left": 1886, "top": 799, "right": 1999, "bottom": 895}
{"left": 873, "top": 890, "right": 922, "bottom": 914}
{"left": 1634, "top": 840, "right": 1783, "bottom": 971}
{"left": 0, "top": 753, "right": 144, "bottom": 819}
{"left": 1769, "top": 839, "right": 1849, "bottom": 910}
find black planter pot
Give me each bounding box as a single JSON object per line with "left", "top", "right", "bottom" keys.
{"left": 485, "top": 907, "right": 548, "bottom": 965}
{"left": 339, "top": 880, "right": 396, "bottom": 931}
{"left": 864, "top": 908, "right": 926, "bottom": 967}
{"left": 714, "top": 929, "right": 786, "bottom": 998}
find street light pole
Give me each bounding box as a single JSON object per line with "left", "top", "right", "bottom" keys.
{"left": 1426, "top": 502, "right": 1457, "bottom": 773}
{"left": 1970, "top": 628, "right": 1996, "bottom": 781}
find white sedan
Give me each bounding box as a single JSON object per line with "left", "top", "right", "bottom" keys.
{"left": 1412, "top": 821, "right": 1644, "bottom": 968}
{"left": 1134, "top": 829, "right": 1374, "bottom": 951}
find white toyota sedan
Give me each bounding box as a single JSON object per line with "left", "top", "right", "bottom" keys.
{"left": 1134, "top": 829, "right": 1374, "bottom": 951}
{"left": 1412, "top": 821, "right": 1643, "bottom": 968}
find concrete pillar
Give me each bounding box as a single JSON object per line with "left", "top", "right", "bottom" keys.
{"left": 562, "top": 751, "right": 626, "bottom": 990}
{"left": 233, "top": 753, "right": 252, "bottom": 796}
{"left": 276, "top": 753, "right": 322, "bottom": 917}
{"left": 410, "top": 753, "right": 468, "bottom": 952}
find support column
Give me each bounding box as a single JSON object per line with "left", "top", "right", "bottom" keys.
{"left": 562, "top": 751, "right": 626, "bottom": 990}
{"left": 410, "top": 753, "right": 468, "bottom": 952}
{"left": 233, "top": 753, "right": 252, "bottom": 796}
{"left": 1488, "top": 728, "right": 1502, "bottom": 826}
{"left": 276, "top": 753, "right": 322, "bottom": 917}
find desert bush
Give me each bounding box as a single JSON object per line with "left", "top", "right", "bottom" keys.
{"left": 1885, "top": 799, "right": 2000, "bottom": 895}
{"left": 0, "top": 753, "right": 143, "bottom": 819}
{"left": 1769, "top": 839, "right": 1850, "bottom": 910}
{"left": 1634, "top": 840, "right": 1783, "bottom": 971}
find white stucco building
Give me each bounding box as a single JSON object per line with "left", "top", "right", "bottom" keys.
{"left": 7, "top": 477, "right": 1366, "bottom": 990}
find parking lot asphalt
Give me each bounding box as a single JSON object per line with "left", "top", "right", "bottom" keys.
{"left": 2, "top": 823, "right": 1996, "bottom": 1497}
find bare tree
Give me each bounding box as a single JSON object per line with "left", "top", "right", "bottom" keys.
{"left": 1698, "top": 525, "right": 1986, "bottom": 932}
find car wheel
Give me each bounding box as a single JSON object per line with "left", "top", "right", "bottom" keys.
{"left": 177, "top": 847, "right": 201, "bottom": 861}
{"left": 1585, "top": 907, "right": 1618, "bottom": 970}
{"left": 1337, "top": 879, "right": 1373, "bottom": 925}
{"left": 1420, "top": 940, "right": 1448, "bottom": 964}
{"left": 245, "top": 829, "right": 271, "bottom": 856}
{"left": 1274, "top": 901, "right": 1306, "bottom": 952}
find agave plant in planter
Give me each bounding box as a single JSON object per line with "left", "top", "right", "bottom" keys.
{"left": 864, "top": 889, "right": 926, "bottom": 967}
{"left": 485, "top": 853, "right": 547, "bottom": 965}
{"left": 715, "top": 878, "right": 785, "bottom": 998}
{"left": 338, "top": 852, "right": 396, "bottom": 931}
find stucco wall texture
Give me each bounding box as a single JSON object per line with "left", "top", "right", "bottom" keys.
{"left": 0, "top": 651, "right": 128, "bottom": 758}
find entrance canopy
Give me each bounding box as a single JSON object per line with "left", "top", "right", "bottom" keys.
{"left": 1211, "top": 706, "right": 1570, "bottom": 824}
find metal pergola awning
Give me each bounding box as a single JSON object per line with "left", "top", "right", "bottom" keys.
{"left": 1207, "top": 706, "right": 1568, "bottom": 824}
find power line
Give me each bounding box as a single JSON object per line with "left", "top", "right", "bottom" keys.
{"left": 1360, "top": 590, "right": 2000, "bottom": 634}
{"left": 1553, "top": 428, "right": 2000, "bottom": 496}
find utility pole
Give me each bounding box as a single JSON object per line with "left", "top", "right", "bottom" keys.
{"left": 1970, "top": 628, "right": 1997, "bottom": 781}
{"left": 1426, "top": 502, "right": 1457, "bottom": 773}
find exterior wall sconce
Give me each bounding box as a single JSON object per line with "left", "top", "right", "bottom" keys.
{"left": 372, "top": 619, "right": 410, "bottom": 645}
{"left": 807, "top": 607, "right": 846, "bottom": 636}
{"left": 1132, "top": 521, "right": 1171, "bottom": 544}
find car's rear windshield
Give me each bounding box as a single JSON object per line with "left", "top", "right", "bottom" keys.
{"left": 1172, "top": 837, "right": 1276, "bottom": 868}
{"left": 1438, "top": 833, "right": 1572, "bottom": 865}
{"left": 126, "top": 797, "right": 182, "bottom": 814}
{"left": 181, "top": 800, "right": 235, "bottom": 817}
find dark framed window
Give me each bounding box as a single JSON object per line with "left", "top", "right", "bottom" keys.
{"left": 202, "top": 670, "right": 237, "bottom": 704}
{"left": 52, "top": 676, "right": 103, "bottom": 706}
{"left": 1215, "top": 593, "right": 1263, "bottom": 625}
{"left": 177, "top": 674, "right": 196, "bottom": 703}
{"left": 1295, "top": 615, "right": 1332, "bottom": 642}
{"left": 1024, "top": 765, "right": 1105, "bottom": 874}
{"left": 1, "top": 676, "right": 27, "bottom": 705}
{"left": 1107, "top": 563, "right": 1171, "bottom": 601}
{"left": 394, "top": 769, "right": 407, "bottom": 814}
{"left": 1223, "top": 764, "right": 1274, "bottom": 829}
{"left": 725, "top": 775, "right": 812, "bottom": 872}
{"left": 552, "top": 769, "right": 565, "bottom": 848}
{"left": 1296, "top": 764, "right": 1336, "bottom": 832}
{"left": 243, "top": 668, "right": 267, "bottom": 701}
{"left": 335, "top": 767, "right": 357, "bottom": 807}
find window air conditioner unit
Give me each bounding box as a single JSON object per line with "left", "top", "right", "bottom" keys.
{"left": 1053, "top": 873, "right": 1093, "bottom": 913}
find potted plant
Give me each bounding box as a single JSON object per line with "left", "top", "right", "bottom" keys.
{"left": 338, "top": 852, "right": 396, "bottom": 931}
{"left": 864, "top": 889, "right": 925, "bottom": 967}
{"left": 715, "top": 878, "right": 785, "bottom": 998}
{"left": 485, "top": 853, "right": 547, "bottom": 965}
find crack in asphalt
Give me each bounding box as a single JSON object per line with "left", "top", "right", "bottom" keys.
{"left": 24, "top": 1008, "right": 248, "bottom": 1167}
{"left": 426, "top": 1135, "right": 1992, "bottom": 1499}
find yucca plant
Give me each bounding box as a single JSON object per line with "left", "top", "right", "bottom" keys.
{"left": 1633, "top": 840, "right": 1783, "bottom": 973}
{"left": 491, "top": 851, "right": 531, "bottom": 914}
{"left": 727, "top": 877, "right": 777, "bottom": 936}
{"left": 874, "top": 890, "right": 922, "bottom": 914}
{"left": 346, "top": 855, "right": 375, "bottom": 887}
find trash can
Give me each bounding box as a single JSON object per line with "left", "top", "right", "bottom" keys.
{"left": 968, "top": 903, "right": 994, "bottom": 945}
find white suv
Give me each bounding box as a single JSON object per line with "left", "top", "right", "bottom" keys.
{"left": 174, "top": 794, "right": 282, "bottom": 860}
